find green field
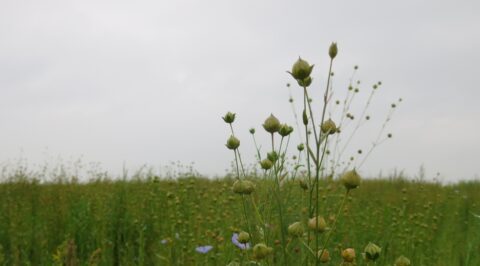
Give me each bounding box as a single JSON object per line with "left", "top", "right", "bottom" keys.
{"left": 0, "top": 174, "right": 478, "bottom": 265}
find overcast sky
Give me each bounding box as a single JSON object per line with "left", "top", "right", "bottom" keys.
{"left": 1, "top": 0, "right": 479, "bottom": 181}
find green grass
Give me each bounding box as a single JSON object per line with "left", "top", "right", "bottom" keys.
{"left": 0, "top": 175, "right": 478, "bottom": 265}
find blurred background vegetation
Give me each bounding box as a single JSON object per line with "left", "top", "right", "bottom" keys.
{"left": 0, "top": 169, "right": 478, "bottom": 265}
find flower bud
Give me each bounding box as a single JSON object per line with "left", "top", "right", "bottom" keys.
{"left": 260, "top": 159, "right": 273, "bottom": 170}
{"left": 341, "top": 169, "right": 361, "bottom": 190}
{"left": 394, "top": 256, "right": 411, "bottom": 266}
{"left": 317, "top": 249, "right": 330, "bottom": 263}
{"left": 302, "top": 110, "right": 308, "bottom": 125}
{"left": 308, "top": 216, "right": 327, "bottom": 232}
{"left": 287, "top": 222, "right": 304, "bottom": 237}
{"left": 342, "top": 248, "right": 356, "bottom": 262}
{"left": 226, "top": 136, "right": 240, "bottom": 150}
{"left": 329, "top": 42, "right": 338, "bottom": 59}
{"left": 222, "top": 112, "right": 236, "bottom": 124}
{"left": 297, "top": 76, "right": 312, "bottom": 87}
{"left": 288, "top": 57, "right": 314, "bottom": 81}
{"left": 237, "top": 231, "right": 250, "bottom": 244}
{"left": 278, "top": 124, "right": 294, "bottom": 137}
{"left": 232, "top": 180, "right": 255, "bottom": 195}
{"left": 321, "top": 119, "right": 337, "bottom": 135}
{"left": 253, "top": 243, "right": 272, "bottom": 260}
{"left": 364, "top": 242, "right": 381, "bottom": 261}
{"left": 297, "top": 143, "right": 305, "bottom": 151}
{"left": 263, "top": 114, "right": 281, "bottom": 133}
{"left": 249, "top": 128, "right": 255, "bottom": 134}
{"left": 267, "top": 151, "right": 278, "bottom": 163}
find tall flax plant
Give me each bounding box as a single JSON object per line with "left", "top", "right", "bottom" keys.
{"left": 222, "top": 43, "right": 370, "bottom": 265}
{"left": 287, "top": 43, "right": 361, "bottom": 266}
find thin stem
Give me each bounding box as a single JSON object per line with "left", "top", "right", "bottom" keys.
{"left": 303, "top": 87, "right": 319, "bottom": 149}
{"left": 288, "top": 90, "right": 304, "bottom": 143}
{"left": 357, "top": 106, "right": 396, "bottom": 169}
{"left": 229, "top": 124, "right": 247, "bottom": 178}
{"left": 303, "top": 90, "right": 313, "bottom": 266}
{"left": 338, "top": 89, "right": 376, "bottom": 158}
{"left": 318, "top": 190, "right": 350, "bottom": 260}
{"left": 234, "top": 149, "right": 252, "bottom": 238}
{"left": 313, "top": 58, "right": 334, "bottom": 266}
{"left": 251, "top": 133, "right": 262, "bottom": 163}
{"left": 300, "top": 239, "right": 316, "bottom": 257}
{"left": 314, "top": 135, "right": 330, "bottom": 263}
{"left": 317, "top": 59, "right": 334, "bottom": 149}
{"left": 233, "top": 149, "right": 241, "bottom": 181}
{"left": 271, "top": 132, "right": 288, "bottom": 266}
{"left": 228, "top": 123, "right": 254, "bottom": 245}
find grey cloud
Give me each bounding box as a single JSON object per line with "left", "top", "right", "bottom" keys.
{"left": 1, "top": 0, "right": 479, "bottom": 181}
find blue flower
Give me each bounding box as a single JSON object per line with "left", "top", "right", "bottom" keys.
{"left": 231, "top": 233, "right": 251, "bottom": 250}
{"left": 195, "top": 245, "right": 213, "bottom": 254}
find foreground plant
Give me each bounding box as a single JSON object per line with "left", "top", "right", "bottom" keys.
{"left": 222, "top": 42, "right": 400, "bottom": 265}
{"left": 394, "top": 255, "right": 411, "bottom": 266}
{"left": 363, "top": 242, "right": 381, "bottom": 264}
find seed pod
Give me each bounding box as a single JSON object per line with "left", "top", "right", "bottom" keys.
{"left": 364, "top": 242, "right": 381, "bottom": 261}
{"left": 237, "top": 231, "right": 250, "bottom": 244}
{"left": 308, "top": 216, "right": 327, "bottom": 232}
{"left": 297, "top": 76, "right": 312, "bottom": 87}
{"left": 394, "top": 256, "right": 411, "bottom": 266}
{"left": 267, "top": 151, "right": 278, "bottom": 163}
{"left": 329, "top": 42, "right": 338, "bottom": 59}
{"left": 260, "top": 159, "right": 273, "bottom": 170}
{"left": 253, "top": 243, "right": 272, "bottom": 260}
{"left": 288, "top": 57, "right": 314, "bottom": 81}
{"left": 232, "top": 180, "right": 255, "bottom": 195}
{"left": 226, "top": 136, "right": 240, "bottom": 150}
{"left": 263, "top": 114, "right": 281, "bottom": 133}
{"left": 321, "top": 119, "right": 337, "bottom": 135}
{"left": 222, "top": 112, "right": 236, "bottom": 124}
{"left": 287, "top": 222, "right": 304, "bottom": 237}
{"left": 297, "top": 143, "right": 305, "bottom": 151}
{"left": 302, "top": 110, "right": 308, "bottom": 125}
{"left": 341, "top": 169, "right": 361, "bottom": 190}
{"left": 317, "top": 249, "right": 330, "bottom": 263}
{"left": 342, "top": 248, "right": 356, "bottom": 262}
{"left": 278, "top": 124, "right": 294, "bottom": 137}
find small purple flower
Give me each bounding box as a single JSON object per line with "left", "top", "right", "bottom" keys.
{"left": 231, "top": 233, "right": 251, "bottom": 250}
{"left": 195, "top": 245, "right": 213, "bottom": 254}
